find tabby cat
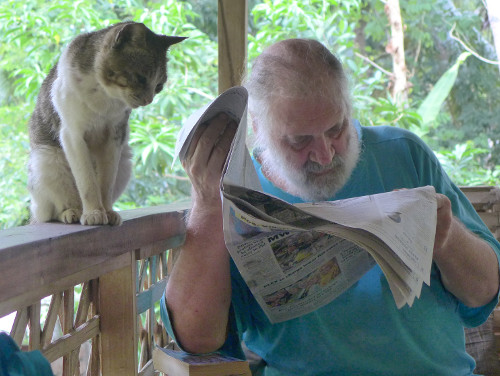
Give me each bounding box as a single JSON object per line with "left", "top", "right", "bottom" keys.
{"left": 28, "top": 22, "right": 185, "bottom": 226}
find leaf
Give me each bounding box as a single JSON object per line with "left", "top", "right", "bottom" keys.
{"left": 417, "top": 52, "right": 470, "bottom": 126}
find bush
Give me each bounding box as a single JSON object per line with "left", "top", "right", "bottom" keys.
{"left": 0, "top": 0, "right": 497, "bottom": 229}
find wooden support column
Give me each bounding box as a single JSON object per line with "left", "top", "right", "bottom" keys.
{"left": 99, "top": 252, "right": 137, "bottom": 375}
{"left": 218, "top": 0, "right": 248, "bottom": 93}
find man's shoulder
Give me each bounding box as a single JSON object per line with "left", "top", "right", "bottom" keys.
{"left": 358, "top": 123, "right": 423, "bottom": 146}
{"left": 354, "top": 121, "right": 438, "bottom": 165}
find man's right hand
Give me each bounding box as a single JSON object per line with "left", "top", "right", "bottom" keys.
{"left": 182, "top": 112, "right": 238, "bottom": 213}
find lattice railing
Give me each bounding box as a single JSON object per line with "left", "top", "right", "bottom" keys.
{"left": 2, "top": 186, "right": 499, "bottom": 374}
{"left": 0, "top": 203, "right": 188, "bottom": 375}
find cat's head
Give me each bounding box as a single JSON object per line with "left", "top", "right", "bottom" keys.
{"left": 97, "top": 22, "right": 186, "bottom": 108}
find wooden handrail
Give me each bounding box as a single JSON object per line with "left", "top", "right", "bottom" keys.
{"left": 0, "top": 203, "right": 189, "bottom": 317}
{"left": 0, "top": 202, "right": 189, "bottom": 375}
{"left": 1, "top": 186, "right": 499, "bottom": 373}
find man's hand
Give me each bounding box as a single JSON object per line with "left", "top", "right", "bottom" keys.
{"left": 433, "top": 193, "right": 453, "bottom": 252}
{"left": 182, "top": 112, "right": 238, "bottom": 210}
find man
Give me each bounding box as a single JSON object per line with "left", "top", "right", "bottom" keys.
{"left": 162, "top": 39, "right": 500, "bottom": 375}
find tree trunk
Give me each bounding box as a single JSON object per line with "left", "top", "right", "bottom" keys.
{"left": 485, "top": 0, "right": 500, "bottom": 74}
{"left": 384, "top": 0, "right": 408, "bottom": 105}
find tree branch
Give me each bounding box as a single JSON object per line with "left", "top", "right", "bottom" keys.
{"left": 449, "top": 23, "right": 500, "bottom": 65}
{"left": 354, "top": 52, "right": 394, "bottom": 77}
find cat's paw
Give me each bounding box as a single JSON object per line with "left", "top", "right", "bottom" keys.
{"left": 106, "top": 210, "right": 122, "bottom": 226}
{"left": 80, "top": 209, "right": 109, "bottom": 226}
{"left": 60, "top": 209, "right": 82, "bottom": 224}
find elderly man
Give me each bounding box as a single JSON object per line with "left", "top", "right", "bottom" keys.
{"left": 162, "top": 39, "right": 500, "bottom": 375}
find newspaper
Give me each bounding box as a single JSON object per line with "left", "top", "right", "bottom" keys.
{"left": 175, "top": 86, "right": 437, "bottom": 323}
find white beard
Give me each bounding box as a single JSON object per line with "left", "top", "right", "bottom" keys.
{"left": 258, "top": 124, "right": 360, "bottom": 202}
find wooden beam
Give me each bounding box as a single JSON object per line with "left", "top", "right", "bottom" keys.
{"left": 99, "top": 256, "right": 138, "bottom": 375}
{"left": 42, "top": 316, "right": 100, "bottom": 363}
{"left": 0, "top": 203, "right": 188, "bottom": 318}
{"left": 218, "top": 0, "right": 248, "bottom": 93}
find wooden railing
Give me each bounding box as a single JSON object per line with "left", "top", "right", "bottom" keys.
{"left": 1, "top": 187, "right": 499, "bottom": 374}
{"left": 0, "top": 202, "right": 189, "bottom": 375}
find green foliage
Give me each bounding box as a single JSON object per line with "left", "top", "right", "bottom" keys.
{"left": 0, "top": 0, "right": 498, "bottom": 230}
{"left": 248, "top": 0, "right": 360, "bottom": 60}
{"left": 0, "top": 0, "right": 115, "bottom": 103}
{"left": 417, "top": 52, "right": 470, "bottom": 127}
{"left": 0, "top": 0, "right": 218, "bottom": 228}
{"left": 0, "top": 105, "right": 31, "bottom": 228}
{"left": 436, "top": 141, "right": 499, "bottom": 186}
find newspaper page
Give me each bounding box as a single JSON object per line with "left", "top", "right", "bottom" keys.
{"left": 174, "top": 86, "right": 437, "bottom": 323}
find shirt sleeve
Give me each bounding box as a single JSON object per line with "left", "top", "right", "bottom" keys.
{"left": 160, "top": 270, "right": 246, "bottom": 359}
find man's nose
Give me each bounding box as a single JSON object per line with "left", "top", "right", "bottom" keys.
{"left": 309, "top": 136, "right": 335, "bottom": 166}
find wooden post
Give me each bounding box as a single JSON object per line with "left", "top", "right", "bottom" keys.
{"left": 99, "top": 253, "right": 137, "bottom": 375}
{"left": 218, "top": 0, "right": 248, "bottom": 93}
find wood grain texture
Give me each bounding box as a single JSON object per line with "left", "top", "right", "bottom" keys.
{"left": 0, "top": 203, "right": 188, "bottom": 317}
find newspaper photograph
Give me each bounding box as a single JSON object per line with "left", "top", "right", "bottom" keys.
{"left": 174, "top": 86, "right": 438, "bottom": 323}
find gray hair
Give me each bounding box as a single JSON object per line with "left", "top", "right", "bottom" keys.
{"left": 243, "top": 38, "right": 352, "bottom": 134}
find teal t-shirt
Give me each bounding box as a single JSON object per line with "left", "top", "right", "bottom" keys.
{"left": 162, "top": 121, "right": 500, "bottom": 376}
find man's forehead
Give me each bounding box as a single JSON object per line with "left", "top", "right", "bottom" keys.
{"left": 270, "top": 97, "right": 345, "bottom": 134}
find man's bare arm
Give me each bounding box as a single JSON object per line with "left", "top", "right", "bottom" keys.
{"left": 433, "top": 194, "right": 500, "bottom": 307}
{"left": 165, "top": 113, "right": 237, "bottom": 353}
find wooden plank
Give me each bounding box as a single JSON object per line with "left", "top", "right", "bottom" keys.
{"left": 461, "top": 186, "right": 500, "bottom": 206}
{"left": 11, "top": 308, "right": 28, "bottom": 346}
{"left": 218, "top": 0, "right": 248, "bottom": 93}
{"left": 475, "top": 211, "right": 500, "bottom": 228}
{"left": 69, "top": 282, "right": 92, "bottom": 375}
{"left": 87, "top": 280, "right": 100, "bottom": 376}
{"left": 42, "top": 316, "right": 100, "bottom": 363}
{"left": 63, "top": 288, "right": 76, "bottom": 375}
{"left": 28, "top": 302, "right": 41, "bottom": 351}
{"left": 137, "top": 279, "right": 167, "bottom": 315}
{"left": 41, "top": 292, "right": 63, "bottom": 346}
{"left": 87, "top": 336, "right": 100, "bottom": 376}
{"left": 99, "top": 256, "right": 138, "bottom": 375}
{"left": 0, "top": 252, "right": 130, "bottom": 318}
{"left": 138, "top": 359, "right": 155, "bottom": 376}
{"left": 494, "top": 307, "right": 500, "bottom": 359}
{"left": 0, "top": 204, "right": 188, "bottom": 317}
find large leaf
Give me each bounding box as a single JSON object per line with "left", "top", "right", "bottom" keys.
{"left": 417, "top": 52, "right": 470, "bottom": 126}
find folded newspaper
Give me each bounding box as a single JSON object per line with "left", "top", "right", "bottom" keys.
{"left": 175, "top": 86, "right": 437, "bottom": 323}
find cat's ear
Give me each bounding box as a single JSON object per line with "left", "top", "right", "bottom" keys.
{"left": 161, "top": 36, "right": 188, "bottom": 49}
{"left": 113, "top": 22, "right": 147, "bottom": 49}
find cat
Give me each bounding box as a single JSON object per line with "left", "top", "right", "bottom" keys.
{"left": 27, "top": 21, "right": 186, "bottom": 226}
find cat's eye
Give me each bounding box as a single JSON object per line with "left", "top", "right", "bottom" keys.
{"left": 137, "top": 75, "right": 147, "bottom": 86}
{"left": 155, "top": 83, "right": 164, "bottom": 93}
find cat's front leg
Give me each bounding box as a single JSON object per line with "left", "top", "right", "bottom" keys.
{"left": 59, "top": 128, "right": 109, "bottom": 225}
{"left": 94, "top": 137, "right": 129, "bottom": 226}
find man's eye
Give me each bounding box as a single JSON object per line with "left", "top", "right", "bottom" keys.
{"left": 326, "top": 124, "right": 345, "bottom": 139}
{"left": 287, "top": 136, "right": 311, "bottom": 150}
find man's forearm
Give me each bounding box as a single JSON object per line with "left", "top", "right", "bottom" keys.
{"left": 433, "top": 217, "right": 500, "bottom": 307}
{"left": 165, "top": 206, "right": 232, "bottom": 353}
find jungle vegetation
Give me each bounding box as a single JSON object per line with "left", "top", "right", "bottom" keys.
{"left": 0, "top": 0, "right": 498, "bottom": 229}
